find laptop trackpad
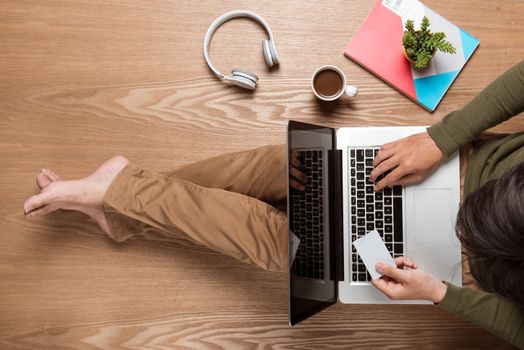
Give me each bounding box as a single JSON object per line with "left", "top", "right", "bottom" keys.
{"left": 414, "top": 189, "right": 453, "bottom": 242}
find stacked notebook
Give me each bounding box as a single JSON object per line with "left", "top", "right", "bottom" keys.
{"left": 344, "top": 0, "right": 480, "bottom": 111}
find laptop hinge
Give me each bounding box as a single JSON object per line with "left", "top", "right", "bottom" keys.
{"left": 328, "top": 148, "right": 344, "bottom": 283}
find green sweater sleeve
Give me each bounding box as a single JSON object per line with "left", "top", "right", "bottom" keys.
{"left": 427, "top": 60, "right": 524, "bottom": 157}
{"left": 438, "top": 283, "right": 524, "bottom": 348}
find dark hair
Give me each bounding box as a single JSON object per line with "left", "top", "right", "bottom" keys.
{"left": 456, "top": 161, "right": 524, "bottom": 305}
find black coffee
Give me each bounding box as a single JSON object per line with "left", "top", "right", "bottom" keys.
{"left": 314, "top": 69, "right": 343, "bottom": 98}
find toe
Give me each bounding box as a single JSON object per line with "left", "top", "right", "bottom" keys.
{"left": 26, "top": 204, "right": 55, "bottom": 218}
{"left": 42, "top": 168, "right": 61, "bottom": 182}
{"left": 36, "top": 172, "right": 52, "bottom": 189}
{"left": 23, "top": 193, "right": 48, "bottom": 214}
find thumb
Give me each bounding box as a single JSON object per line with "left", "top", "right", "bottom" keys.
{"left": 376, "top": 262, "right": 408, "bottom": 282}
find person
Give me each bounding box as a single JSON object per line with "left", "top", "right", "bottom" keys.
{"left": 23, "top": 60, "right": 524, "bottom": 348}
{"left": 368, "top": 60, "right": 524, "bottom": 348}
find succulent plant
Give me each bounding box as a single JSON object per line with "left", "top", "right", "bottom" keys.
{"left": 403, "top": 16, "right": 456, "bottom": 69}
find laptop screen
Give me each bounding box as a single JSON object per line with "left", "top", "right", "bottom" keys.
{"left": 287, "top": 120, "right": 337, "bottom": 326}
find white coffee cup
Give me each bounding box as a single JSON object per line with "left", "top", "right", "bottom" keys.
{"left": 311, "top": 65, "right": 359, "bottom": 101}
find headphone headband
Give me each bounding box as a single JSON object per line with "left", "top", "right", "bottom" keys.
{"left": 203, "top": 10, "right": 276, "bottom": 80}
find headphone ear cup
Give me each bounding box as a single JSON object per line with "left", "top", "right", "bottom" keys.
{"left": 231, "top": 68, "right": 258, "bottom": 90}
{"left": 267, "top": 39, "right": 279, "bottom": 65}
{"left": 230, "top": 76, "right": 256, "bottom": 90}
{"left": 262, "top": 40, "right": 274, "bottom": 68}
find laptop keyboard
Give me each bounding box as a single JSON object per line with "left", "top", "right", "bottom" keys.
{"left": 349, "top": 148, "right": 404, "bottom": 283}
{"left": 290, "top": 149, "right": 325, "bottom": 280}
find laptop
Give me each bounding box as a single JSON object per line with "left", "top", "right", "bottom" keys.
{"left": 287, "top": 120, "right": 462, "bottom": 326}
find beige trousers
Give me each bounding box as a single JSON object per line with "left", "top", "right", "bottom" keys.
{"left": 102, "top": 145, "right": 288, "bottom": 272}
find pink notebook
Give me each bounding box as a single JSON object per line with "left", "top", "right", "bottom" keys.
{"left": 344, "top": 0, "right": 479, "bottom": 111}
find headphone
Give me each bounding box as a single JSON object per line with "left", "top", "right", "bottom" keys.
{"left": 203, "top": 10, "right": 280, "bottom": 90}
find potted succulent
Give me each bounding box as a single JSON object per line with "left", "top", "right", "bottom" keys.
{"left": 402, "top": 16, "right": 456, "bottom": 69}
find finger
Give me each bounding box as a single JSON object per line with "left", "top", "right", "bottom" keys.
{"left": 291, "top": 150, "right": 301, "bottom": 162}
{"left": 370, "top": 156, "right": 400, "bottom": 183}
{"left": 372, "top": 147, "right": 395, "bottom": 168}
{"left": 290, "top": 155, "right": 302, "bottom": 169}
{"left": 374, "top": 166, "right": 413, "bottom": 191}
{"left": 394, "top": 256, "right": 417, "bottom": 269}
{"left": 290, "top": 166, "right": 307, "bottom": 184}
{"left": 376, "top": 262, "right": 409, "bottom": 282}
{"left": 394, "top": 256, "right": 414, "bottom": 265}
{"left": 406, "top": 257, "right": 419, "bottom": 269}
{"left": 290, "top": 179, "right": 305, "bottom": 192}
{"left": 395, "top": 256, "right": 413, "bottom": 267}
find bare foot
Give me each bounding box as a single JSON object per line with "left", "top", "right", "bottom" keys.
{"left": 23, "top": 156, "right": 130, "bottom": 235}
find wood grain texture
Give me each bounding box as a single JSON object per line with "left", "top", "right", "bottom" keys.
{"left": 1, "top": 0, "right": 523, "bottom": 349}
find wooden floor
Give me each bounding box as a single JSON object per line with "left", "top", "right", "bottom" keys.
{"left": 1, "top": 1, "right": 523, "bottom": 349}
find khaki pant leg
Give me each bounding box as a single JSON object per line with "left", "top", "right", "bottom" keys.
{"left": 101, "top": 145, "right": 287, "bottom": 238}
{"left": 162, "top": 145, "right": 287, "bottom": 204}
{"left": 102, "top": 164, "right": 288, "bottom": 272}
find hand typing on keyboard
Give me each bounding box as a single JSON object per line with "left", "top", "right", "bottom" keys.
{"left": 349, "top": 147, "right": 404, "bottom": 282}
{"left": 289, "top": 149, "right": 308, "bottom": 191}
{"left": 369, "top": 132, "right": 445, "bottom": 191}
{"left": 371, "top": 256, "right": 448, "bottom": 303}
